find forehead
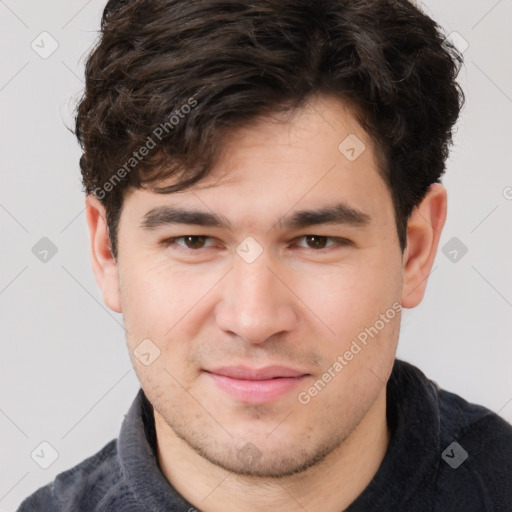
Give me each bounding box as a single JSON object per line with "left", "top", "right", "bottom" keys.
{"left": 122, "top": 94, "right": 393, "bottom": 231}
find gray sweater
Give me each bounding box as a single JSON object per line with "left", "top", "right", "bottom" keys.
{"left": 16, "top": 359, "right": 512, "bottom": 511}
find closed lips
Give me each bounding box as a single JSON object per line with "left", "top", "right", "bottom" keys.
{"left": 205, "top": 365, "right": 309, "bottom": 380}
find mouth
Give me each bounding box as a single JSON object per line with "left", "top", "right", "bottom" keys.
{"left": 203, "top": 365, "right": 311, "bottom": 404}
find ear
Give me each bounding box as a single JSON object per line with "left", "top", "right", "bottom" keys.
{"left": 84, "top": 195, "right": 122, "bottom": 313}
{"left": 401, "top": 183, "right": 447, "bottom": 308}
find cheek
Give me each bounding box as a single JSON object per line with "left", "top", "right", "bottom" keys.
{"left": 118, "top": 259, "right": 183, "bottom": 339}
{"left": 293, "top": 263, "right": 402, "bottom": 387}
{"left": 293, "top": 255, "right": 401, "bottom": 334}
{"left": 119, "top": 257, "right": 227, "bottom": 347}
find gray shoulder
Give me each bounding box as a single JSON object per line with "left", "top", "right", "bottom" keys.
{"left": 16, "top": 439, "right": 119, "bottom": 512}
{"left": 435, "top": 387, "right": 512, "bottom": 508}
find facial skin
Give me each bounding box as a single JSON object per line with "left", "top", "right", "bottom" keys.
{"left": 86, "top": 94, "right": 447, "bottom": 511}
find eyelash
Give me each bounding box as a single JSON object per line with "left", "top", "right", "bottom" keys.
{"left": 160, "top": 235, "right": 352, "bottom": 253}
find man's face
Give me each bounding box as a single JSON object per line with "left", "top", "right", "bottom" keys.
{"left": 115, "top": 94, "right": 404, "bottom": 477}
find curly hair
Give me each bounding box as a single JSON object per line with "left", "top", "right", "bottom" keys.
{"left": 75, "top": 0, "right": 465, "bottom": 259}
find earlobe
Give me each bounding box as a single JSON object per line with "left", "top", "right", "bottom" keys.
{"left": 401, "top": 183, "right": 447, "bottom": 309}
{"left": 85, "top": 195, "right": 122, "bottom": 313}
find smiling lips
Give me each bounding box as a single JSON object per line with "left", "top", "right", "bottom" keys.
{"left": 204, "top": 365, "right": 310, "bottom": 404}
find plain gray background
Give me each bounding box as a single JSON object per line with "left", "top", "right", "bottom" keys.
{"left": 1, "top": 1, "right": 511, "bottom": 510}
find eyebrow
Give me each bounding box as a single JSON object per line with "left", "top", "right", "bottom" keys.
{"left": 140, "top": 202, "right": 372, "bottom": 231}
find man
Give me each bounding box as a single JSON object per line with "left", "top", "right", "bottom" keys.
{"left": 17, "top": 0, "right": 512, "bottom": 510}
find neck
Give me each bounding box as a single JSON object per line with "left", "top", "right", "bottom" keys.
{"left": 154, "top": 386, "right": 390, "bottom": 512}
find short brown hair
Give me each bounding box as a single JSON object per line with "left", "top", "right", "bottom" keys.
{"left": 75, "top": 0, "right": 465, "bottom": 259}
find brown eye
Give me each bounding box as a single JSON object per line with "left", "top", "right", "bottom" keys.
{"left": 182, "top": 235, "right": 207, "bottom": 249}
{"left": 304, "top": 235, "right": 329, "bottom": 249}
{"left": 161, "top": 235, "right": 215, "bottom": 251}
{"left": 294, "top": 235, "right": 351, "bottom": 250}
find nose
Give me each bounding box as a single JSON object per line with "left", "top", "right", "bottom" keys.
{"left": 215, "top": 252, "right": 298, "bottom": 345}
